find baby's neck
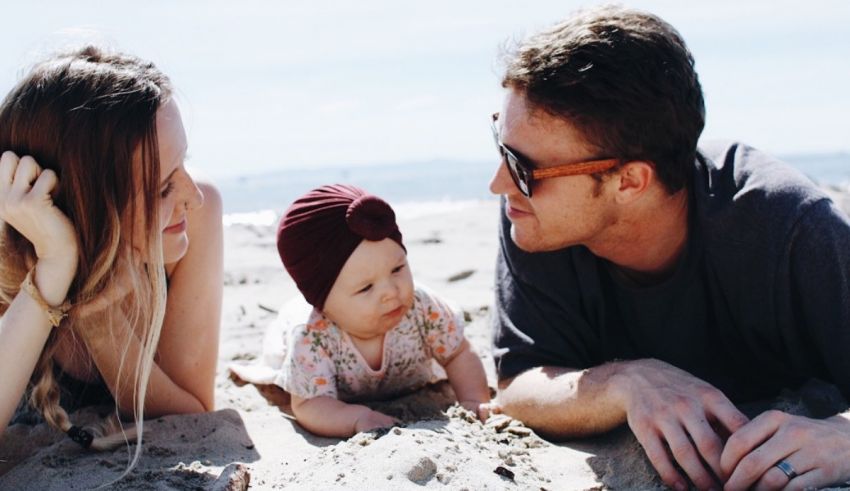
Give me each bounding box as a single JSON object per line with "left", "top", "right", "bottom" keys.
{"left": 347, "top": 332, "right": 386, "bottom": 371}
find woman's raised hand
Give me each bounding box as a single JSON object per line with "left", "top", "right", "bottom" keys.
{"left": 0, "top": 151, "right": 77, "bottom": 264}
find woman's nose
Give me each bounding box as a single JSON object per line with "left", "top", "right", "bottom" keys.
{"left": 180, "top": 173, "right": 204, "bottom": 211}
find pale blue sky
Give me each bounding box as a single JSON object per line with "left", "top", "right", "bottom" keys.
{"left": 1, "top": 1, "right": 848, "bottom": 178}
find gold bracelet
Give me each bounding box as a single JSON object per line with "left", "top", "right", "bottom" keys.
{"left": 20, "top": 267, "right": 71, "bottom": 328}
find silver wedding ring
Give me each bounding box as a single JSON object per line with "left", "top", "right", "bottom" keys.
{"left": 774, "top": 459, "right": 798, "bottom": 480}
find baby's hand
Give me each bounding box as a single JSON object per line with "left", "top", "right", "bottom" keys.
{"left": 353, "top": 409, "right": 397, "bottom": 433}
{"left": 460, "top": 400, "right": 500, "bottom": 421}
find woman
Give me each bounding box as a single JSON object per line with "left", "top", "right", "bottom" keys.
{"left": 0, "top": 46, "right": 223, "bottom": 465}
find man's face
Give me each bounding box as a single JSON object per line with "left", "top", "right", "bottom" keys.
{"left": 488, "top": 89, "right": 617, "bottom": 252}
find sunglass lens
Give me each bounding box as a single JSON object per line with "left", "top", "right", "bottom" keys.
{"left": 505, "top": 154, "right": 531, "bottom": 197}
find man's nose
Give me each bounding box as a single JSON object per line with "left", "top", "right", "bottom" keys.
{"left": 489, "top": 159, "right": 514, "bottom": 196}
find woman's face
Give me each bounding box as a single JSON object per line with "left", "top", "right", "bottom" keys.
{"left": 137, "top": 99, "right": 204, "bottom": 264}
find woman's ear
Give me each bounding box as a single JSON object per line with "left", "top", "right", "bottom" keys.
{"left": 613, "top": 161, "right": 654, "bottom": 204}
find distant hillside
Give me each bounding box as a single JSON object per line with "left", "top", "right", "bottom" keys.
{"left": 217, "top": 153, "right": 850, "bottom": 213}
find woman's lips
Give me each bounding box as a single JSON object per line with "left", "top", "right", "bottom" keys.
{"left": 163, "top": 219, "right": 187, "bottom": 234}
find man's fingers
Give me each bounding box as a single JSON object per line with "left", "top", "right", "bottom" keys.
{"left": 660, "top": 421, "right": 719, "bottom": 490}
{"left": 751, "top": 463, "right": 798, "bottom": 491}
{"left": 727, "top": 426, "right": 805, "bottom": 491}
{"left": 634, "top": 428, "right": 688, "bottom": 491}
{"left": 721, "top": 410, "right": 784, "bottom": 476}
{"left": 725, "top": 442, "right": 789, "bottom": 490}
{"left": 705, "top": 393, "right": 749, "bottom": 435}
{"left": 780, "top": 467, "right": 830, "bottom": 491}
{"left": 682, "top": 414, "right": 725, "bottom": 480}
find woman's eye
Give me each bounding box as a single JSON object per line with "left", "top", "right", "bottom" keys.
{"left": 357, "top": 284, "right": 372, "bottom": 294}
{"left": 160, "top": 181, "right": 175, "bottom": 198}
{"left": 392, "top": 264, "right": 405, "bottom": 274}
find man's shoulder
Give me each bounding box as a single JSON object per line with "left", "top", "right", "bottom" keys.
{"left": 694, "top": 142, "right": 828, "bottom": 226}
{"left": 696, "top": 140, "right": 828, "bottom": 208}
{"left": 694, "top": 141, "right": 833, "bottom": 248}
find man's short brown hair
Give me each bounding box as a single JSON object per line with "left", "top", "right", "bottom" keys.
{"left": 502, "top": 5, "right": 705, "bottom": 193}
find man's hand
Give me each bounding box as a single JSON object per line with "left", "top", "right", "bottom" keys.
{"left": 613, "top": 359, "right": 750, "bottom": 490}
{"left": 721, "top": 410, "right": 850, "bottom": 490}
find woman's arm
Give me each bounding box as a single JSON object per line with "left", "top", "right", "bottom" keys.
{"left": 291, "top": 394, "right": 397, "bottom": 438}
{"left": 76, "top": 181, "right": 223, "bottom": 417}
{"left": 0, "top": 258, "right": 77, "bottom": 433}
{"left": 0, "top": 152, "right": 80, "bottom": 432}
{"left": 155, "top": 181, "right": 223, "bottom": 411}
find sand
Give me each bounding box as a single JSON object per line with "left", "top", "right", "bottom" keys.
{"left": 2, "top": 190, "right": 850, "bottom": 490}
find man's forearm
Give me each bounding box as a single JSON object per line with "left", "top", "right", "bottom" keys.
{"left": 497, "top": 362, "right": 629, "bottom": 439}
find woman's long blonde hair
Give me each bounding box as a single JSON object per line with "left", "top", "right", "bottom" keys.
{"left": 0, "top": 46, "right": 171, "bottom": 471}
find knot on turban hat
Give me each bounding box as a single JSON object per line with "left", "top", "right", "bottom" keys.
{"left": 276, "top": 184, "right": 404, "bottom": 310}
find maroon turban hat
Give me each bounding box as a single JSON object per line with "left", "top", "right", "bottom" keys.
{"left": 276, "top": 184, "right": 405, "bottom": 310}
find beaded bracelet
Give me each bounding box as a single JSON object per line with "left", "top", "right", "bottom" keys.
{"left": 20, "top": 267, "right": 71, "bottom": 327}
{"left": 67, "top": 425, "right": 94, "bottom": 449}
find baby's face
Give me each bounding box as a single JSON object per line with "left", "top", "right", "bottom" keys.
{"left": 323, "top": 238, "right": 414, "bottom": 341}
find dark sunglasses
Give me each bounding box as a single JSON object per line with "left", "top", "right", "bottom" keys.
{"left": 490, "top": 112, "right": 619, "bottom": 198}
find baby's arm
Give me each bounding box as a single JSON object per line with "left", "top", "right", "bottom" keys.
{"left": 291, "top": 394, "right": 397, "bottom": 438}
{"left": 443, "top": 339, "right": 491, "bottom": 419}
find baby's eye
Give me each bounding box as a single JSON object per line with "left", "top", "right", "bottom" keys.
{"left": 160, "top": 181, "right": 175, "bottom": 198}
{"left": 357, "top": 284, "right": 372, "bottom": 294}
{"left": 391, "top": 264, "right": 405, "bottom": 274}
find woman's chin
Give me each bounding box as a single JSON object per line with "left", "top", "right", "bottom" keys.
{"left": 162, "top": 236, "right": 189, "bottom": 264}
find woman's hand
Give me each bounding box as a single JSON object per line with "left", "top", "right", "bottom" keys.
{"left": 0, "top": 151, "right": 78, "bottom": 264}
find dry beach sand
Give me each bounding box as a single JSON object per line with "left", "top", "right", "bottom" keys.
{"left": 2, "top": 190, "right": 850, "bottom": 490}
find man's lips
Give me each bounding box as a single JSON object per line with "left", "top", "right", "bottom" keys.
{"left": 506, "top": 202, "right": 532, "bottom": 218}
{"left": 163, "top": 219, "right": 187, "bottom": 234}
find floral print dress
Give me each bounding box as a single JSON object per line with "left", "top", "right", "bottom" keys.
{"left": 277, "top": 285, "right": 465, "bottom": 402}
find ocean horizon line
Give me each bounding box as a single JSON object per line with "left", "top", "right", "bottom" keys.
{"left": 217, "top": 151, "right": 850, "bottom": 222}
{"left": 212, "top": 149, "right": 850, "bottom": 182}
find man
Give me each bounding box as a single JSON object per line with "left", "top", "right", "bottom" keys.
{"left": 489, "top": 6, "right": 850, "bottom": 491}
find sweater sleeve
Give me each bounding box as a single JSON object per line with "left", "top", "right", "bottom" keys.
{"left": 491, "top": 198, "right": 603, "bottom": 380}
{"left": 787, "top": 198, "right": 850, "bottom": 398}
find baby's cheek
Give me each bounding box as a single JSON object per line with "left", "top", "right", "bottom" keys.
{"left": 403, "top": 287, "right": 415, "bottom": 310}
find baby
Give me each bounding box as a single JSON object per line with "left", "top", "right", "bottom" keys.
{"left": 275, "top": 184, "right": 490, "bottom": 437}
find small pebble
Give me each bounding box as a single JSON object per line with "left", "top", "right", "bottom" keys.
{"left": 506, "top": 426, "right": 532, "bottom": 436}
{"left": 494, "top": 466, "right": 515, "bottom": 481}
{"left": 487, "top": 415, "right": 513, "bottom": 432}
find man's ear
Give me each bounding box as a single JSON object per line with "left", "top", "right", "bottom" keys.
{"left": 613, "top": 161, "right": 654, "bottom": 203}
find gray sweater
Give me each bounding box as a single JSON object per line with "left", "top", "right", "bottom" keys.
{"left": 492, "top": 141, "right": 850, "bottom": 403}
